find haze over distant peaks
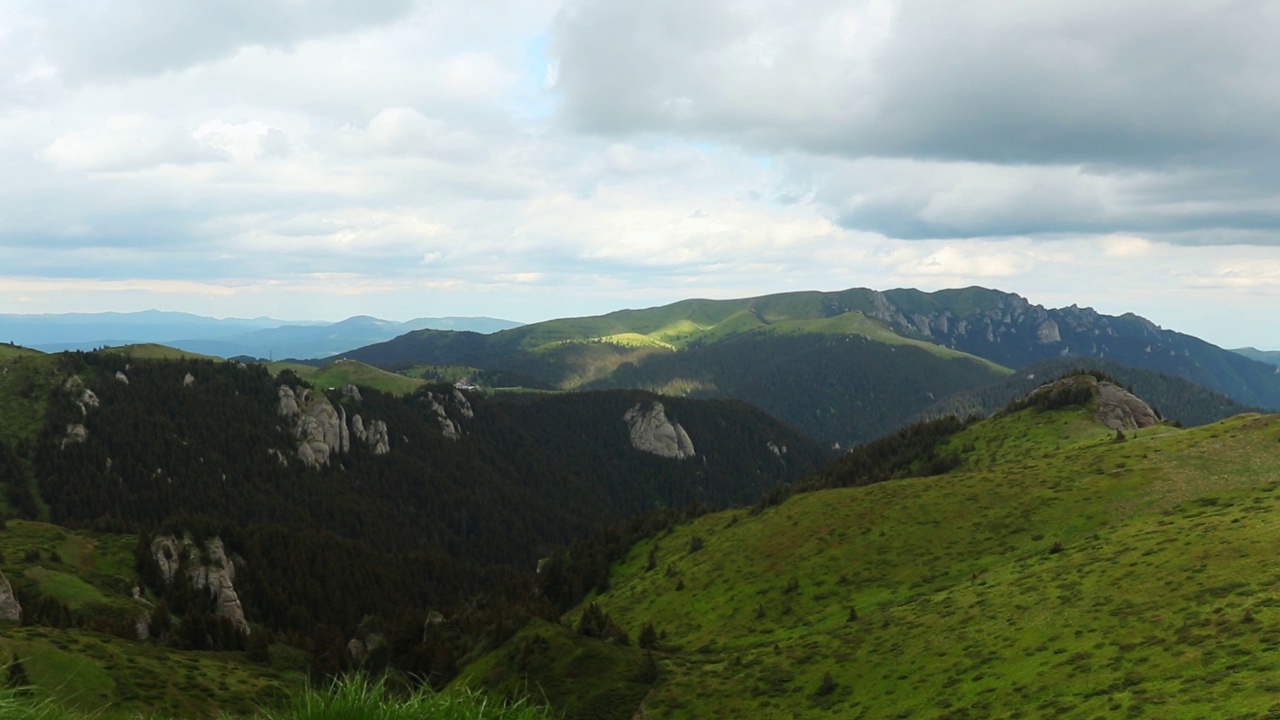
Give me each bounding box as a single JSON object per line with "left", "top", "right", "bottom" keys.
{"left": 0, "top": 311, "right": 522, "bottom": 360}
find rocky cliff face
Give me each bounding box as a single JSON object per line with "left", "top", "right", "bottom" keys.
{"left": 0, "top": 570, "right": 22, "bottom": 622}
{"left": 624, "top": 401, "right": 696, "bottom": 459}
{"left": 152, "top": 535, "right": 249, "bottom": 635}
{"left": 352, "top": 414, "right": 390, "bottom": 454}
{"left": 857, "top": 287, "right": 1280, "bottom": 409}
{"left": 278, "top": 384, "right": 389, "bottom": 467}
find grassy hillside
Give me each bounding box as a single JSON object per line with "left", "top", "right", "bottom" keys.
{"left": 266, "top": 359, "right": 426, "bottom": 395}
{"left": 0, "top": 521, "right": 308, "bottom": 718}
{"left": 98, "top": 344, "right": 224, "bottom": 362}
{"left": 0, "top": 347, "right": 60, "bottom": 446}
{"left": 915, "top": 356, "right": 1259, "bottom": 428}
{"left": 0, "top": 675, "right": 549, "bottom": 720}
{"left": 464, "top": 402, "right": 1280, "bottom": 718}
{"left": 344, "top": 301, "right": 1012, "bottom": 446}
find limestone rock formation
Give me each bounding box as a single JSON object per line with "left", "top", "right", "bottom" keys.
{"left": 624, "top": 401, "right": 696, "bottom": 459}
{"left": 0, "top": 570, "right": 22, "bottom": 622}
{"left": 277, "top": 385, "right": 300, "bottom": 417}
{"left": 151, "top": 535, "right": 249, "bottom": 635}
{"left": 424, "top": 394, "right": 460, "bottom": 441}
{"left": 280, "top": 384, "right": 393, "bottom": 465}
{"left": 62, "top": 423, "right": 88, "bottom": 448}
{"left": 115, "top": 371, "right": 129, "bottom": 384}
{"left": 286, "top": 388, "right": 348, "bottom": 467}
{"left": 1025, "top": 374, "right": 1160, "bottom": 431}
{"left": 1094, "top": 382, "right": 1160, "bottom": 431}
{"left": 183, "top": 373, "right": 195, "bottom": 387}
{"left": 352, "top": 414, "right": 391, "bottom": 454}
{"left": 267, "top": 448, "right": 289, "bottom": 467}
{"left": 452, "top": 389, "right": 474, "bottom": 419}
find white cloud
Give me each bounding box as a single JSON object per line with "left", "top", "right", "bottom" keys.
{"left": 43, "top": 115, "right": 229, "bottom": 172}
{"left": 0, "top": 0, "right": 1279, "bottom": 350}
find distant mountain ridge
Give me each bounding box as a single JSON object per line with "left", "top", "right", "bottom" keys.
{"left": 0, "top": 310, "right": 521, "bottom": 359}
{"left": 338, "top": 286, "right": 1280, "bottom": 444}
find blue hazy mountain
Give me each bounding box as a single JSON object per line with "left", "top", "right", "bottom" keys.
{"left": 0, "top": 311, "right": 521, "bottom": 359}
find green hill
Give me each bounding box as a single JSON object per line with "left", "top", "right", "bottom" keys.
{"left": 341, "top": 286, "right": 1280, "bottom": 446}
{"left": 0, "top": 347, "right": 831, "bottom": 707}
{"left": 0, "top": 520, "right": 307, "bottom": 718}
{"left": 98, "top": 344, "right": 224, "bottom": 362}
{"left": 344, "top": 293, "right": 1013, "bottom": 446}
{"left": 266, "top": 359, "right": 426, "bottom": 396}
{"left": 462, "top": 382, "right": 1280, "bottom": 718}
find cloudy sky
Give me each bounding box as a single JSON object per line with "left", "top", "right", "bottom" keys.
{"left": 2, "top": 0, "right": 1279, "bottom": 348}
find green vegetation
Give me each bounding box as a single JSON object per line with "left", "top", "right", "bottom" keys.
{"left": 0, "top": 521, "right": 307, "bottom": 718}
{"left": 0, "top": 674, "right": 548, "bottom": 720}
{"left": 0, "top": 349, "right": 60, "bottom": 445}
{"left": 97, "top": 345, "right": 223, "bottom": 362}
{"left": 339, "top": 291, "right": 1021, "bottom": 445}
{"left": 473, "top": 399, "right": 1280, "bottom": 718}
{"left": 267, "top": 359, "right": 426, "bottom": 396}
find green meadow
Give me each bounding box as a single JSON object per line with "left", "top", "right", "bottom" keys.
{"left": 467, "top": 407, "right": 1280, "bottom": 719}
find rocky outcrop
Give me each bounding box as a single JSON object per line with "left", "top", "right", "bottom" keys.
{"left": 624, "top": 401, "right": 696, "bottom": 459}
{"left": 352, "top": 414, "right": 390, "bottom": 454}
{"left": 267, "top": 448, "right": 289, "bottom": 467}
{"left": 0, "top": 570, "right": 21, "bottom": 622}
{"left": 62, "top": 423, "right": 88, "bottom": 448}
{"left": 183, "top": 373, "right": 196, "bottom": 387}
{"left": 424, "top": 394, "right": 461, "bottom": 441}
{"left": 452, "top": 389, "right": 474, "bottom": 419}
{"left": 280, "top": 384, "right": 393, "bottom": 464}
{"left": 278, "top": 385, "right": 301, "bottom": 417}
{"left": 1024, "top": 374, "right": 1160, "bottom": 431}
{"left": 115, "top": 371, "right": 129, "bottom": 384}
{"left": 1095, "top": 382, "right": 1160, "bottom": 431}
{"left": 151, "top": 535, "right": 249, "bottom": 635}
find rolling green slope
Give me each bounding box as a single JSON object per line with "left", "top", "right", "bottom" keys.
{"left": 266, "top": 358, "right": 426, "bottom": 395}
{"left": 343, "top": 295, "right": 1012, "bottom": 446}
{"left": 0, "top": 521, "right": 306, "bottom": 718}
{"left": 464, "top": 395, "right": 1280, "bottom": 718}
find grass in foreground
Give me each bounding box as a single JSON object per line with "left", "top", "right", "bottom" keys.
{"left": 0, "top": 675, "right": 554, "bottom": 720}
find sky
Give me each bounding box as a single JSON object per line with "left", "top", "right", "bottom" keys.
{"left": 1, "top": 0, "right": 1279, "bottom": 349}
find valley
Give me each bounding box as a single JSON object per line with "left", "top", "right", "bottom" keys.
{"left": 1, "top": 288, "right": 1278, "bottom": 720}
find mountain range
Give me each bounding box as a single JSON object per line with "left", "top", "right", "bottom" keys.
{"left": 336, "top": 286, "right": 1280, "bottom": 445}
{"left": 3, "top": 285, "right": 1280, "bottom": 719}
{"left": 0, "top": 311, "right": 522, "bottom": 360}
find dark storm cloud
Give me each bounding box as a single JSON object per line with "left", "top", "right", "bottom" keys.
{"left": 550, "top": 0, "right": 1280, "bottom": 243}
{"left": 551, "top": 0, "right": 1280, "bottom": 168}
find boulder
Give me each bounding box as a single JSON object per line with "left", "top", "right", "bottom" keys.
{"left": 183, "top": 373, "right": 195, "bottom": 387}
{"left": 1095, "top": 382, "right": 1160, "bottom": 431}
{"left": 115, "top": 371, "right": 129, "bottom": 384}
{"left": 623, "top": 401, "right": 696, "bottom": 459}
